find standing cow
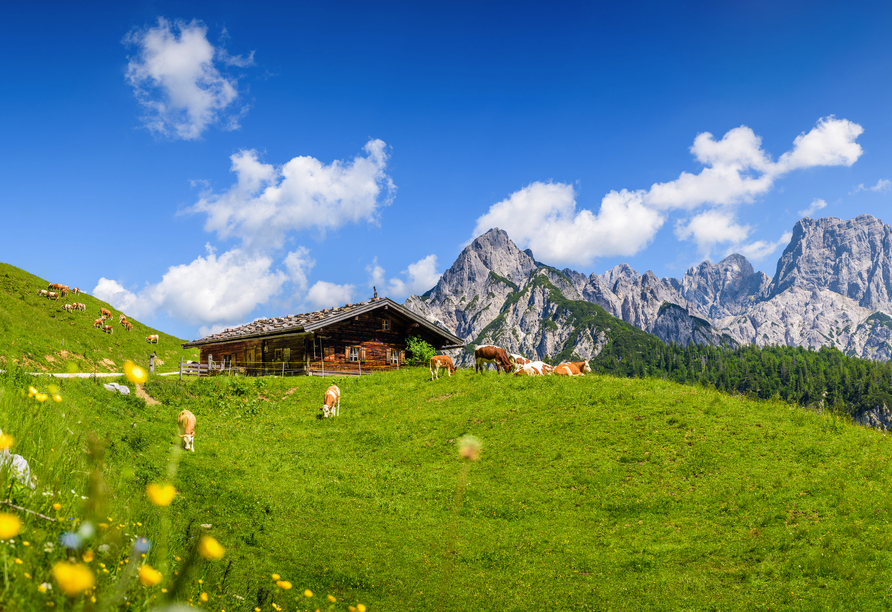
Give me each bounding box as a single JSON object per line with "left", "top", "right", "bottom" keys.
{"left": 474, "top": 345, "right": 512, "bottom": 374}
{"left": 177, "top": 410, "right": 196, "bottom": 451}
{"left": 430, "top": 355, "right": 457, "bottom": 380}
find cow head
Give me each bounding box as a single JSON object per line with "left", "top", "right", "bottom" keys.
{"left": 582, "top": 361, "right": 592, "bottom": 373}
{"left": 182, "top": 434, "right": 194, "bottom": 452}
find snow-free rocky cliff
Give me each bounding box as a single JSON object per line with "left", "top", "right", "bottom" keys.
{"left": 404, "top": 216, "right": 892, "bottom": 366}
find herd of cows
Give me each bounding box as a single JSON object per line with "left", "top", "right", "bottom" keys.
{"left": 39, "top": 282, "right": 159, "bottom": 343}
{"left": 429, "top": 344, "right": 592, "bottom": 380}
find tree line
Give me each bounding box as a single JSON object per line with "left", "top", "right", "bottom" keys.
{"left": 590, "top": 337, "right": 892, "bottom": 418}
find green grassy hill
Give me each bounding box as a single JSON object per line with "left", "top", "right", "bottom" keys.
{"left": 3, "top": 367, "right": 892, "bottom": 610}
{"left": 0, "top": 261, "right": 198, "bottom": 372}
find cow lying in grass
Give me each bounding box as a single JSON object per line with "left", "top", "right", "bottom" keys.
{"left": 178, "top": 410, "right": 196, "bottom": 451}
{"left": 554, "top": 361, "right": 592, "bottom": 376}
{"left": 514, "top": 361, "right": 554, "bottom": 376}
{"left": 509, "top": 354, "right": 531, "bottom": 371}
{"left": 321, "top": 384, "right": 340, "bottom": 418}
{"left": 430, "top": 355, "right": 457, "bottom": 380}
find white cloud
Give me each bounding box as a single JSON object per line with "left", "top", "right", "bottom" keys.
{"left": 798, "top": 198, "right": 828, "bottom": 217}
{"left": 124, "top": 18, "right": 253, "bottom": 140}
{"left": 472, "top": 182, "right": 664, "bottom": 266}
{"left": 472, "top": 117, "right": 864, "bottom": 266}
{"left": 306, "top": 281, "right": 355, "bottom": 310}
{"left": 367, "top": 255, "right": 441, "bottom": 298}
{"left": 732, "top": 231, "right": 793, "bottom": 262}
{"left": 94, "top": 246, "right": 288, "bottom": 328}
{"left": 282, "top": 247, "right": 315, "bottom": 292}
{"left": 674, "top": 210, "right": 751, "bottom": 255}
{"left": 852, "top": 179, "right": 891, "bottom": 194}
{"left": 191, "top": 139, "right": 395, "bottom": 249}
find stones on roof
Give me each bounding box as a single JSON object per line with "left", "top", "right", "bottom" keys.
{"left": 190, "top": 299, "right": 378, "bottom": 344}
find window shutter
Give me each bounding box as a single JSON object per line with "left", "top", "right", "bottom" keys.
{"left": 386, "top": 348, "right": 391, "bottom": 362}
{"left": 346, "top": 347, "right": 350, "bottom": 360}
{"left": 361, "top": 347, "right": 367, "bottom": 362}
{"left": 399, "top": 350, "right": 405, "bottom": 363}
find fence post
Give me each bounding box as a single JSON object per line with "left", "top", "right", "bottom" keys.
{"left": 179, "top": 357, "right": 183, "bottom": 381}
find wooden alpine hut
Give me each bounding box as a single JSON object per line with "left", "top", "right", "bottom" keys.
{"left": 181, "top": 296, "right": 464, "bottom": 376}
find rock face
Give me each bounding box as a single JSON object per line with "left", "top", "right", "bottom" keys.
{"left": 404, "top": 215, "right": 892, "bottom": 366}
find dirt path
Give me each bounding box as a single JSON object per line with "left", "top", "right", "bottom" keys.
{"left": 135, "top": 384, "right": 160, "bottom": 405}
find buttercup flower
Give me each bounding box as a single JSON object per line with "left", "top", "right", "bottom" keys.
{"left": 52, "top": 561, "right": 96, "bottom": 596}
{"left": 28, "top": 386, "right": 38, "bottom": 397}
{"left": 197, "top": 535, "right": 225, "bottom": 560}
{"left": 357, "top": 605, "right": 366, "bottom": 612}
{"left": 200, "top": 592, "right": 209, "bottom": 602}
{"left": 0, "top": 513, "right": 23, "bottom": 539}
{"left": 52, "top": 394, "right": 62, "bottom": 403}
{"left": 35, "top": 393, "right": 48, "bottom": 403}
{"left": 271, "top": 573, "right": 280, "bottom": 580}
{"left": 52, "top": 503, "right": 62, "bottom": 511}
{"left": 276, "top": 580, "right": 292, "bottom": 590}
{"left": 0, "top": 432, "right": 12, "bottom": 451}
{"left": 124, "top": 361, "right": 148, "bottom": 384}
{"left": 303, "top": 589, "right": 312, "bottom": 597}
{"left": 327, "top": 595, "right": 337, "bottom": 603}
{"left": 138, "top": 564, "right": 162, "bottom": 587}
{"left": 82, "top": 550, "right": 94, "bottom": 563}
{"left": 146, "top": 483, "right": 176, "bottom": 506}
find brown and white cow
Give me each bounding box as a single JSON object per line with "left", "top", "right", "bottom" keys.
{"left": 72, "top": 287, "right": 80, "bottom": 296}
{"left": 552, "top": 364, "right": 577, "bottom": 376}
{"left": 146, "top": 334, "right": 159, "bottom": 344}
{"left": 555, "top": 361, "right": 592, "bottom": 376}
{"left": 514, "top": 361, "right": 555, "bottom": 376}
{"left": 37, "top": 289, "right": 48, "bottom": 297}
{"left": 474, "top": 345, "right": 512, "bottom": 374}
{"left": 75, "top": 303, "right": 86, "bottom": 311}
{"left": 93, "top": 318, "right": 104, "bottom": 329}
{"left": 102, "top": 325, "right": 113, "bottom": 334}
{"left": 122, "top": 321, "right": 133, "bottom": 332}
{"left": 99, "top": 308, "right": 112, "bottom": 319}
{"left": 177, "top": 409, "right": 196, "bottom": 451}
{"left": 430, "top": 355, "right": 457, "bottom": 380}
{"left": 119, "top": 314, "right": 128, "bottom": 324}
{"left": 62, "top": 304, "right": 75, "bottom": 313}
{"left": 509, "top": 354, "right": 531, "bottom": 371}
{"left": 321, "top": 384, "right": 341, "bottom": 418}
{"left": 46, "top": 292, "right": 58, "bottom": 301}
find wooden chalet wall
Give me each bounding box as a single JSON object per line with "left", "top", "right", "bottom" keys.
{"left": 307, "top": 309, "right": 409, "bottom": 375}
{"left": 198, "top": 333, "right": 312, "bottom": 376}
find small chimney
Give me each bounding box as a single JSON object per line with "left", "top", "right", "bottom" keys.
{"left": 373, "top": 286, "right": 378, "bottom": 299}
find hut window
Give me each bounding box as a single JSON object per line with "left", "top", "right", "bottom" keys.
{"left": 283, "top": 348, "right": 291, "bottom": 363}
{"left": 323, "top": 347, "right": 335, "bottom": 361}
{"left": 347, "top": 346, "right": 366, "bottom": 362}
{"left": 274, "top": 348, "right": 283, "bottom": 362}
{"left": 382, "top": 318, "right": 390, "bottom": 330}
{"left": 223, "top": 354, "right": 234, "bottom": 367}
{"left": 387, "top": 348, "right": 399, "bottom": 364}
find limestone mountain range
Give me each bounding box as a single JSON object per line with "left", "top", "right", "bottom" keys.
{"left": 404, "top": 214, "right": 892, "bottom": 365}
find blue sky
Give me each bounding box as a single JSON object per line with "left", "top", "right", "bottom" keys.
{"left": 3, "top": 1, "right": 891, "bottom": 340}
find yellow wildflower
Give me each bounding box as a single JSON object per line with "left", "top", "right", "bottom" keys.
{"left": 0, "top": 432, "right": 12, "bottom": 451}
{"left": 200, "top": 592, "right": 209, "bottom": 602}
{"left": 35, "top": 393, "right": 48, "bottom": 402}
{"left": 14, "top": 558, "right": 23, "bottom": 564}
{"left": 52, "top": 562, "right": 96, "bottom": 596}
{"left": 0, "top": 513, "right": 22, "bottom": 539}
{"left": 357, "top": 604, "right": 366, "bottom": 612}
{"left": 52, "top": 394, "right": 62, "bottom": 403}
{"left": 124, "top": 361, "right": 148, "bottom": 384}
{"left": 327, "top": 595, "right": 337, "bottom": 603}
{"left": 197, "top": 535, "right": 225, "bottom": 560}
{"left": 82, "top": 550, "right": 94, "bottom": 563}
{"left": 271, "top": 573, "right": 280, "bottom": 580}
{"left": 146, "top": 483, "right": 176, "bottom": 507}
{"left": 28, "top": 386, "right": 38, "bottom": 397}
{"left": 138, "top": 564, "right": 162, "bottom": 587}
{"left": 52, "top": 503, "right": 62, "bottom": 511}
{"left": 276, "top": 580, "right": 292, "bottom": 590}
{"left": 303, "top": 589, "right": 312, "bottom": 597}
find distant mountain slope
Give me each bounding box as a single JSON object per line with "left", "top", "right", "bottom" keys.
{"left": 405, "top": 215, "right": 892, "bottom": 363}
{"left": 0, "top": 262, "right": 197, "bottom": 372}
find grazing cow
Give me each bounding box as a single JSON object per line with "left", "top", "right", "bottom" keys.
{"left": 59, "top": 288, "right": 68, "bottom": 298}
{"left": 100, "top": 308, "right": 112, "bottom": 319}
{"left": 37, "top": 289, "right": 48, "bottom": 297}
{"left": 556, "top": 361, "right": 592, "bottom": 376}
{"left": 122, "top": 321, "right": 133, "bottom": 332}
{"left": 430, "top": 355, "right": 457, "bottom": 380}
{"left": 146, "top": 334, "right": 159, "bottom": 344}
{"left": 102, "top": 325, "right": 113, "bottom": 334}
{"left": 177, "top": 410, "right": 196, "bottom": 452}
{"left": 119, "top": 314, "right": 128, "bottom": 324}
{"left": 72, "top": 287, "right": 80, "bottom": 296}
{"left": 93, "top": 318, "right": 104, "bottom": 329}
{"left": 62, "top": 304, "right": 75, "bottom": 313}
{"left": 509, "top": 354, "right": 531, "bottom": 371}
{"left": 47, "top": 292, "right": 58, "bottom": 301}
{"left": 76, "top": 302, "right": 86, "bottom": 311}
{"left": 321, "top": 384, "right": 341, "bottom": 418}
{"left": 474, "top": 345, "right": 512, "bottom": 374}
{"left": 514, "top": 361, "right": 555, "bottom": 376}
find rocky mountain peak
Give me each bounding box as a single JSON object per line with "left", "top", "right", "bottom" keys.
{"left": 682, "top": 252, "right": 770, "bottom": 318}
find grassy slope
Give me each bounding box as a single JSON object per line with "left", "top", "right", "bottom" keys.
{"left": 3, "top": 368, "right": 892, "bottom": 611}
{"left": 0, "top": 261, "right": 198, "bottom": 372}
